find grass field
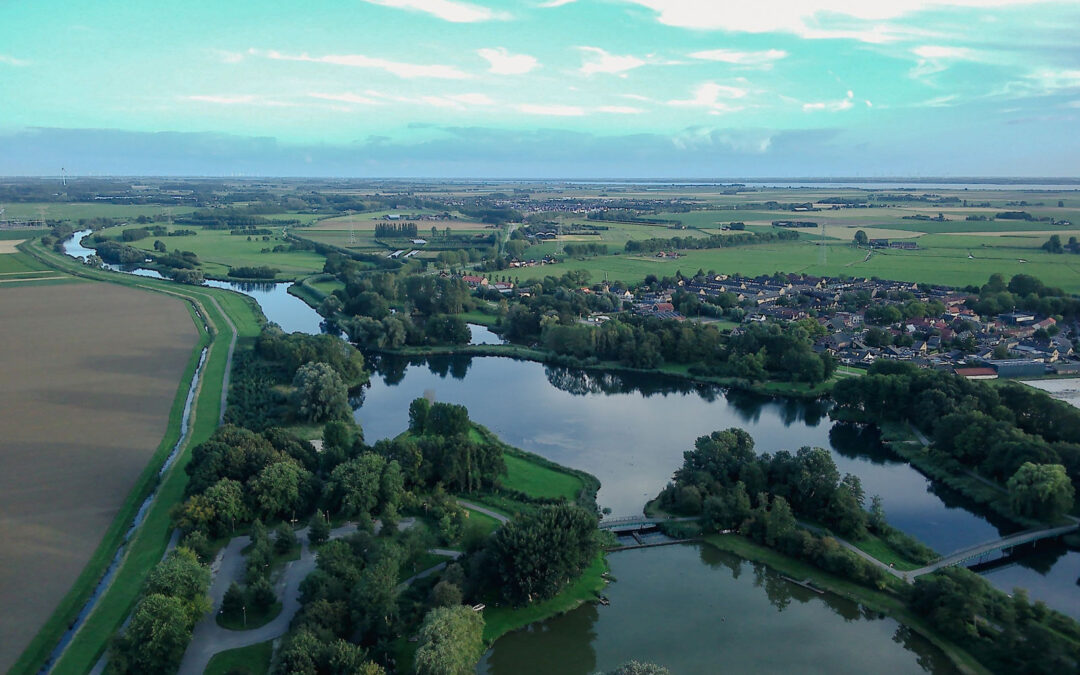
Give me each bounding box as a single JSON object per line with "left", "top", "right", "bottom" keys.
{"left": 1, "top": 203, "right": 196, "bottom": 221}
{"left": 98, "top": 224, "right": 327, "bottom": 279}
{"left": 0, "top": 282, "right": 199, "bottom": 673}
{"left": 522, "top": 238, "right": 1080, "bottom": 293}
{"left": 204, "top": 640, "right": 273, "bottom": 675}
{"left": 502, "top": 453, "right": 586, "bottom": 501}
{"left": 11, "top": 240, "right": 265, "bottom": 675}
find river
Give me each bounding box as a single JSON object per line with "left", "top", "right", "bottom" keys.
{"left": 479, "top": 543, "right": 959, "bottom": 675}
{"left": 60, "top": 230, "right": 1080, "bottom": 639}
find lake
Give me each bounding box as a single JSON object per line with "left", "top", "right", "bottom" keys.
{"left": 479, "top": 543, "right": 959, "bottom": 674}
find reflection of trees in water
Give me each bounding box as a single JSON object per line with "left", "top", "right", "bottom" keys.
{"left": 828, "top": 423, "right": 901, "bottom": 465}
{"left": 698, "top": 543, "right": 743, "bottom": 580}
{"left": 543, "top": 366, "right": 710, "bottom": 399}
{"left": 892, "top": 624, "right": 959, "bottom": 674}
{"left": 724, "top": 389, "right": 829, "bottom": 427}
{"left": 482, "top": 601, "right": 599, "bottom": 675}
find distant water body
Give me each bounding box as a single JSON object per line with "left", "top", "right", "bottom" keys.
{"left": 562, "top": 180, "right": 1079, "bottom": 191}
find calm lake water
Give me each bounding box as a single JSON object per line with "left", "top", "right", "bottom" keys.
{"left": 60, "top": 230, "right": 1080, "bottom": 621}
{"left": 358, "top": 354, "right": 1004, "bottom": 552}
{"left": 479, "top": 544, "right": 959, "bottom": 675}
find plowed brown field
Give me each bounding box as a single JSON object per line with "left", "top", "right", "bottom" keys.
{"left": 0, "top": 282, "right": 197, "bottom": 671}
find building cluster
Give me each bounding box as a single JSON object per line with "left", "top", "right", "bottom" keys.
{"left": 630, "top": 273, "right": 1077, "bottom": 378}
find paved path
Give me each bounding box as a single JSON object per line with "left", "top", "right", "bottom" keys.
{"left": 457, "top": 500, "right": 509, "bottom": 524}
{"left": 799, "top": 522, "right": 909, "bottom": 580}
{"left": 177, "top": 523, "right": 356, "bottom": 675}
{"left": 203, "top": 294, "right": 238, "bottom": 425}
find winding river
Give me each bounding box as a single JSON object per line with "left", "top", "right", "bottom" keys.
{"left": 60, "top": 230, "right": 1080, "bottom": 672}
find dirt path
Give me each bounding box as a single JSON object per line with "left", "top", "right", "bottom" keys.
{"left": 457, "top": 500, "right": 509, "bottom": 524}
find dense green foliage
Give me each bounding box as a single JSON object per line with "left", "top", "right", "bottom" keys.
{"left": 107, "top": 548, "right": 211, "bottom": 674}
{"left": 833, "top": 361, "right": 1080, "bottom": 507}
{"left": 481, "top": 503, "right": 599, "bottom": 606}
{"left": 658, "top": 429, "right": 872, "bottom": 540}
{"left": 413, "top": 606, "right": 484, "bottom": 675}
{"left": 292, "top": 362, "right": 351, "bottom": 423}
{"left": 624, "top": 229, "right": 799, "bottom": 253}
{"left": 907, "top": 569, "right": 1080, "bottom": 674}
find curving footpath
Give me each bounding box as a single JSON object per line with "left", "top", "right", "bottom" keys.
{"left": 177, "top": 518, "right": 452, "bottom": 675}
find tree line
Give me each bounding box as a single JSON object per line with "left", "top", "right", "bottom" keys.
{"left": 624, "top": 229, "right": 799, "bottom": 253}
{"left": 832, "top": 361, "right": 1078, "bottom": 522}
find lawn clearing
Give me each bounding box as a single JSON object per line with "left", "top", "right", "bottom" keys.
{"left": 502, "top": 453, "right": 585, "bottom": 501}
{"left": 0, "top": 283, "right": 198, "bottom": 673}
{"left": 204, "top": 640, "right": 273, "bottom": 675}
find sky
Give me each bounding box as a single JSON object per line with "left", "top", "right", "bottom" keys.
{"left": 0, "top": 0, "right": 1078, "bottom": 177}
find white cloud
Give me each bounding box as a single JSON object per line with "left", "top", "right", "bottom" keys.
{"left": 689, "top": 48, "right": 787, "bottom": 68}
{"left": 308, "top": 92, "right": 382, "bottom": 105}
{"left": 668, "top": 82, "right": 748, "bottom": 113}
{"left": 448, "top": 93, "right": 495, "bottom": 105}
{"left": 909, "top": 44, "right": 981, "bottom": 80}
{"left": 597, "top": 105, "right": 645, "bottom": 114}
{"left": 477, "top": 47, "right": 540, "bottom": 75}
{"left": 578, "top": 47, "right": 646, "bottom": 77}
{"left": 185, "top": 94, "right": 294, "bottom": 107}
{"left": 515, "top": 103, "right": 586, "bottom": 116}
{"left": 0, "top": 54, "right": 29, "bottom": 66}
{"left": 255, "top": 49, "right": 469, "bottom": 79}
{"left": 620, "top": 0, "right": 1045, "bottom": 42}
{"left": 620, "top": 93, "right": 654, "bottom": 102}
{"left": 802, "top": 89, "right": 855, "bottom": 111}
{"left": 359, "top": 0, "right": 505, "bottom": 22}
{"left": 332, "top": 90, "right": 494, "bottom": 110}
{"left": 538, "top": 0, "right": 578, "bottom": 6}
{"left": 916, "top": 94, "right": 959, "bottom": 107}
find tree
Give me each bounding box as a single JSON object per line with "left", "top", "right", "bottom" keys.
{"left": 486, "top": 504, "right": 598, "bottom": 605}
{"left": 108, "top": 594, "right": 193, "bottom": 674}
{"left": 607, "top": 662, "right": 672, "bottom": 675}
{"left": 431, "top": 580, "right": 463, "bottom": 608}
{"left": 853, "top": 230, "right": 869, "bottom": 246}
{"left": 409, "top": 397, "right": 431, "bottom": 433}
{"left": 414, "top": 606, "right": 485, "bottom": 675}
{"left": 1042, "top": 235, "right": 1064, "bottom": 254}
{"left": 144, "top": 547, "right": 212, "bottom": 624}
{"left": 275, "top": 521, "right": 298, "bottom": 554}
{"left": 251, "top": 460, "right": 313, "bottom": 520}
{"left": 1007, "top": 462, "right": 1074, "bottom": 520}
{"left": 326, "top": 453, "right": 385, "bottom": 518}
{"left": 221, "top": 582, "right": 245, "bottom": 620}
{"left": 250, "top": 575, "right": 277, "bottom": 612}
{"left": 292, "top": 361, "right": 351, "bottom": 423}
{"left": 308, "top": 511, "right": 330, "bottom": 546}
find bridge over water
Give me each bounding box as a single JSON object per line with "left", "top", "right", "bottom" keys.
{"left": 599, "top": 515, "right": 698, "bottom": 533}
{"left": 907, "top": 521, "right": 1079, "bottom": 578}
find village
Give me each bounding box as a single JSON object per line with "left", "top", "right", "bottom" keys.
{"left": 458, "top": 269, "right": 1078, "bottom": 381}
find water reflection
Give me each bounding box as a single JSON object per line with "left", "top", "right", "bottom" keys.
{"left": 479, "top": 544, "right": 958, "bottom": 675}
{"left": 358, "top": 355, "right": 1005, "bottom": 554}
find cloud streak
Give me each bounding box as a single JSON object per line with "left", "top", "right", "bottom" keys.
{"left": 255, "top": 48, "right": 470, "bottom": 79}
{"left": 477, "top": 47, "right": 540, "bottom": 75}
{"left": 359, "top": 0, "right": 505, "bottom": 22}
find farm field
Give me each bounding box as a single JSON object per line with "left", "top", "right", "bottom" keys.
{"left": 0, "top": 203, "right": 196, "bottom": 221}
{"left": 0, "top": 282, "right": 198, "bottom": 673}
{"left": 100, "top": 223, "right": 327, "bottom": 279}
{"left": 313, "top": 209, "right": 487, "bottom": 231}
{"left": 522, "top": 238, "right": 1080, "bottom": 292}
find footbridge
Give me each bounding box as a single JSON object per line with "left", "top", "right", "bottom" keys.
{"left": 599, "top": 515, "right": 698, "bottom": 533}
{"left": 908, "top": 520, "right": 1079, "bottom": 578}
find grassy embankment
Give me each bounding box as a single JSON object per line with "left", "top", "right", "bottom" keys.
{"left": 704, "top": 535, "right": 991, "bottom": 675}
{"left": 12, "top": 240, "right": 264, "bottom": 675}
{"left": 204, "top": 640, "right": 273, "bottom": 675}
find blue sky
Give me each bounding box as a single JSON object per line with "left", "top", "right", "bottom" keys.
{"left": 0, "top": 0, "right": 1078, "bottom": 177}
